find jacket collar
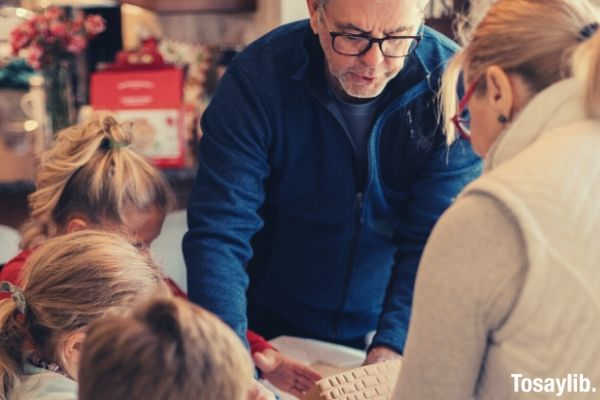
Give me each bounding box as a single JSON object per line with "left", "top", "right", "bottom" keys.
{"left": 485, "top": 78, "right": 585, "bottom": 172}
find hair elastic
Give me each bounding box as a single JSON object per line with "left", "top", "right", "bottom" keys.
{"left": 0, "top": 281, "right": 27, "bottom": 315}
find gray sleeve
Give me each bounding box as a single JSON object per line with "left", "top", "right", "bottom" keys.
{"left": 392, "top": 193, "right": 527, "bottom": 400}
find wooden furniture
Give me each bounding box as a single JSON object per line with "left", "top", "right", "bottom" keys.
{"left": 119, "top": 0, "right": 256, "bottom": 13}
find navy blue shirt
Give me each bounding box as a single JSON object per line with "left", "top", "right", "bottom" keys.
{"left": 329, "top": 86, "right": 390, "bottom": 188}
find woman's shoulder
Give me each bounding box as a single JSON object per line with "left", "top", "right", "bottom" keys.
{"left": 9, "top": 365, "right": 77, "bottom": 400}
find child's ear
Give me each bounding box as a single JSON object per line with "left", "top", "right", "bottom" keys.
{"left": 65, "top": 217, "right": 89, "bottom": 233}
{"left": 61, "top": 331, "right": 87, "bottom": 380}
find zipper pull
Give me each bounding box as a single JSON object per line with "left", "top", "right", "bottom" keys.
{"left": 356, "top": 192, "right": 364, "bottom": 224}
{"left": 356, "top": 192, "right": 364, "bottom": 206}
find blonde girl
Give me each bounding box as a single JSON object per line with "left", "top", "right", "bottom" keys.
{"left": 0, "top": 230, "right": 164, "bottom": 400}
{"left": 79, "top": 296, "right": 254, "bottom": 400}
{"left": 0, "top": 115, "right": 304, "bottom": 398}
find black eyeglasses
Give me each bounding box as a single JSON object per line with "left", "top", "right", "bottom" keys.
{"left": 329, "top": 32, "right": 422, "bottom": 58}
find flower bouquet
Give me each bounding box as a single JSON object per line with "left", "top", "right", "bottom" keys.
{"left": 10, "top": 7, "right": 106, "bottom": 133}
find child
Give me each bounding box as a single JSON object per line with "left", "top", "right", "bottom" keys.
{"left": 0, "top": 115, "right": 319, "bottom": 396}
{"left": 79, "top": 296, "right": 254, "bottom": 400}
{"left": 0, "top": 230, "right": 165, "bottom": 400}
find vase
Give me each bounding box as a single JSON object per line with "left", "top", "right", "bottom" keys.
{"left": 42, "top": 59, "right": 77, "bottom": 134}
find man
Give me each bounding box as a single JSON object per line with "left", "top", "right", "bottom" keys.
{"left": 183, "top": 0, "right": 482, "bottom": 369}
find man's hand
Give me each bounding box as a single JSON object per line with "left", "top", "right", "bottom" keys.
{"left": 363, "top": 345, "right": 402, "bottom": 365}
{"left": 247, "top": 379, "right": 276, "bottom": 400}
{"left": 253, "top": 348, "right": 322, "bottom": 397}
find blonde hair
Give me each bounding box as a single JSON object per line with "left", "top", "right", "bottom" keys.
{"left": 21, "top": 115, "right": 174, "bottom": 249}
{"left": 441, "top": 0, "right": 600, "bottom": 143}
{"left": 573, "top": 23, "right": 600, "bottom": 118}
{"left": 0, "top": 230, "right": 165, "bottom": 399}
{"left": 78, "top": 296, "right": 254, "bottom": 400}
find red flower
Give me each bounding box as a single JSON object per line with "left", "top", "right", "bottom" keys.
{"left": 71, "top": 15, "right": 84, "bottom": 32}
{"left": 44, "top": 6, "right": 64, "bottom": 21}
{"left": 66, "top": 34, "right": 87, "bottom": 53}
{"left": 26, "top": 44, "right": 44, "bottom": 69}
{"left": 9, "top": 7, "right": 103, "bottom": 68}
{"left": 33, "top": 15, "right": 50, "bottom": 36}
{"left": 49, "top": 22, "right": 67, "bottom": 38}
{"left": 10, "top": 22, "right": 36, "bottom": 53}
{"left": 84, "top": 15, "right": 106, "bottom": 36}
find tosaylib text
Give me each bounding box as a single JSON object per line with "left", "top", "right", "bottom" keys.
{"left": 511, "top": 373, "right": 596, "bottom": 397}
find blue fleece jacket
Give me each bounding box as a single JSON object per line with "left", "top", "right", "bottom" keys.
{"left": 183, "top": 20, "right": 482, "bottom": 354}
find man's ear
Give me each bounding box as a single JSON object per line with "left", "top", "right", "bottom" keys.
{"left": 65, "top": 216, "right": 89, "bottom": 234}
{"left": 484, "top": 65, "right": 514, "bottom": 120}
{"left": 306, "top": 0, "right": 321, "bottom": 34}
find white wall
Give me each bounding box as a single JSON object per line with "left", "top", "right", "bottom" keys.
{"left": 281, "top": 0, "right": 308, "bottom": 25}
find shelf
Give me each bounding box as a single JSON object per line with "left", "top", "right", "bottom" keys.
{"left": 120, "top": 0, "right": 256, "bottom": 14}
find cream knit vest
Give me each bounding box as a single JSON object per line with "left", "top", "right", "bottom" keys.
{"left": 461, "top": 78, "right": 600, "bottom": 399}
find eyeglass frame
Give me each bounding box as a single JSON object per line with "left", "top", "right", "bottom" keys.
{"left": 328, "top": 31, "right": 423, "bottom": 58}
{"left": 451, "top": 76, "right": 481, "bottom": 140}
{"left": 317, "top": 7, "right": 422, "bottom": 58}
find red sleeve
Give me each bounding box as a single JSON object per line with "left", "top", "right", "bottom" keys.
{"left": 164, "top": 277, "right": 188, "bottom": 299}
{"left": 162, "top": 277, "right": 273, "bottom": 353}
{"left": 247, "top": 330, "right": 275, "bottom": 354}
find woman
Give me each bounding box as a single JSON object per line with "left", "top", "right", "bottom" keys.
{"left": 393, "top": 0, "right": 600, "bottom": 398}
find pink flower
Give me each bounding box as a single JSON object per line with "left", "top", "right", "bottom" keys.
{"left": 49, "top": 21, "right": 67, "bottom": 38}
{"left": 26, "top": 44, "right": 44, "bottom": 69}
{"left": 71, "top": 15, "right": 84, "bottom": 32}
{"left": 44, "top": 7, "right": 64, "bottom": 21}
{"left": 84, "top": 15, "right": 105, "bottom": 36}
{"left": 10, "top": 23, "right": 35, "bottom": 53}
{"left": 9, "top": 9, "right": 103, "bottom": 63}
{"left": 10, "top": 33, "right": 28, "bottom": 54}
{"left": 33, "top": 15, "right": 50, "bottom": 36}
{"left": 66, "top": 34, "right": 87, "bottom": 53}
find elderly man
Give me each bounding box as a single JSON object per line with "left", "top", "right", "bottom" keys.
{"left": 184, "top": 0, "right": 481, "bottom": 376}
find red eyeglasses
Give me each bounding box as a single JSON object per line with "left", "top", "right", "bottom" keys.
{"left": 451, "top": 77, "right": 480, "bottom": 140}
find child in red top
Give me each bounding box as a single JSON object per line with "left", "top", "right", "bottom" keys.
{"left": 1, "top": 116, "right": 319, "bottom": 397}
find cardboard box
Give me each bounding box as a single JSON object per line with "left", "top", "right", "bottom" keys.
{"left": 90, "top": 67, "right": 185, "bottom": 168}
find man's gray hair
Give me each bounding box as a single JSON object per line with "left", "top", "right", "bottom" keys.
{"left": 314, "top": 0, "right": 430, "bottom": 11}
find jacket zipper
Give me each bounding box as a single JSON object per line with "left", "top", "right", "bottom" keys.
{"left": 333, "top": 191, "right": 364, "bottom": 338}
{"left": 306, "top": 83, "right": 374, "bottom": 339}
{"left": 307, "top": 76, "right": 430, "bottom": 340}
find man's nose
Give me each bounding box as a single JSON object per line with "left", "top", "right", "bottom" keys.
{"left": 360, "top": 42, "right": 385, "bottom": 67}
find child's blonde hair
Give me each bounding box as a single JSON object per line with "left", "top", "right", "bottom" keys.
{"left": 21, "top": 115, "right": 174, "bottom": 249}
{"left": 441, "top": 0, "right": 600, "bottom": 143}
{"left": 78, "top": 296, "right": 254, "bottom": 400}
{"left": 0, "top": 230, "right": 165, "bottom": 399}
